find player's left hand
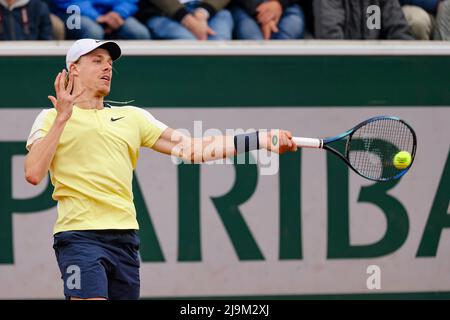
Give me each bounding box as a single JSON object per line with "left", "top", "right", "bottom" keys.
{"left": 260, "top": 129, "right": 298, "bottom": 154}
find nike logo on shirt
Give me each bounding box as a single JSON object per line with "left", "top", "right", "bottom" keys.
{"left": 111, "top": 117, "right": 125, "bottom": 122}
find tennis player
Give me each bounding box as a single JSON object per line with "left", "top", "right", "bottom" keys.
{"left": 24, "top": 39, "right": 297, "bottom": 300}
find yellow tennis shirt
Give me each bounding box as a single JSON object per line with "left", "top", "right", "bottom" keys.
{"left": 26, "top": 105, "right": 168, "bottom": 234}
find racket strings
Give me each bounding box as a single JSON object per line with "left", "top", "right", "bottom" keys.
{"left": 348, "top": 118, "right": 415, "bottom": 181}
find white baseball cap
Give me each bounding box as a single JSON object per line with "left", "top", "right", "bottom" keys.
{"left": 66, "top": 38, "right": 121, "bottom": 70}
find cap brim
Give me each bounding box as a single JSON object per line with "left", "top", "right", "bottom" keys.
{"left": 98, "top": 41, "right": 121, "bottom": 62}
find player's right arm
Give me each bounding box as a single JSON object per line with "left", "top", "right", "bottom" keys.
{"left": 24, "top": 70, "right": 84, "bottom": 185}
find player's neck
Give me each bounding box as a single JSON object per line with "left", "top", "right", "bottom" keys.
{"left": 74, "top": 95, "right": 105, "bottom": 110}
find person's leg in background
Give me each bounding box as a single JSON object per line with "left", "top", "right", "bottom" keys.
{"left": 112, "top": 17, "right": 151, "bottom": 40}
{"left": 50, "top": 14, "right": 66, "bottom": 40}
{"left": 434, "top": 0, "right": 450, "bottom": 40}
{"left": 65, "top": 15, "right": 104, "bottom": 40}
{"left": 271, "top": 4, "right": 305, "bottom": 40}
{"left": 402, "top": 5, "right": 433, "bottom": 40}
{"left": 207, "top": 9, "right": 234, "bottom": 40}
{"left": 146, "top": 1, "right": 232, "bottom": 40}
{"left": 182, "top": 0, "right": 233, "bottom": 40}
{"left": 230, "top": 4, "right": 304, "bottom": 40}
{"left": 230, "top": 6, "right": 264, "bottom": 39}
{"left": 146, "top": 16, "right": 197, "bottom": 39}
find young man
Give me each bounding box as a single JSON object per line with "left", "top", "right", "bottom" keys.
{"left": 24, "top": 39, "right": 297, "bottom": 300}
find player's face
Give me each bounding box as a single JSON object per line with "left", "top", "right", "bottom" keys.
{"left": 74, "top": 48, "right": 113, "bottom": 97}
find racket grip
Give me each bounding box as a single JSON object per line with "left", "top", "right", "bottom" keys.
{"left": 292, "top": 137, "right": 323, "bottom": 148}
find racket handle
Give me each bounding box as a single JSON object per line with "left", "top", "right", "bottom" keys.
{"left": 292, "top": 137, "right": 323, "bottom": 148}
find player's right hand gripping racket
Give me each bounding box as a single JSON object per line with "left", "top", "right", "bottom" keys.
{"left": 292, "top": 116, "right": 417, "bottom": 182}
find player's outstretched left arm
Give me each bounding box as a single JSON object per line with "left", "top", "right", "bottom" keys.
{"left": 152, "top": 128, "right": 297, "bottom": 163}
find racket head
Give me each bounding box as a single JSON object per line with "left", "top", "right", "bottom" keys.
{"left": 324, "top": 116, "right": 417, "bottom": 182}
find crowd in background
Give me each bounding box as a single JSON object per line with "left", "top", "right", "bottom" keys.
{"left": 0, "top": 0, "right": 449, "bottom": 41}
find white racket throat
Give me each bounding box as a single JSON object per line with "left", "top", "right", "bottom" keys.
{"left": 292, "top": 137, "right": 324, "bottom": 149}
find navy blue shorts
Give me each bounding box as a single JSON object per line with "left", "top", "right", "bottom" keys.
{"left": 53, "top": 230, "right": 140, "bottom": 300}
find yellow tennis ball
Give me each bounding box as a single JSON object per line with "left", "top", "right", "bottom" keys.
{"left": 393, "top": 151, "right": 412, "bottom": 169}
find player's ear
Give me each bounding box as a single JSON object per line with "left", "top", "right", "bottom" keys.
{"left": 69, "top": 63, "right": 79, "bottom": 76}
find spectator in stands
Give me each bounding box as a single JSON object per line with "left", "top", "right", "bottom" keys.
{"left": 136, "top": 0, "right": 233, "bottom": 40}
{"left": 0, "top": 0, "right": 53, "bottom": 40}
{"left": 399, "top": 0, "right": 450, "bottom": 40}
{"left": 400, "top": 0, "right": 436, "bottom": 40}
{"left": 48, "top": 10, "right": 64, "bottom": 39}
{"left": 314, "top": 0, "right": 414, "bottom": 40}
{"left": 229, "top": 0, "right": 305, "bottom": 40}
{"left": 434, "top": 0, "right": 450, "bottom": 39}
{"left": 52, "top": 0, "right": 150, "bottom": 39}
{"left": 297, "top": 0, "right": 313, "bottom": 38}
{"left": 41, "top": 0, "right": 65, "bottom": 40}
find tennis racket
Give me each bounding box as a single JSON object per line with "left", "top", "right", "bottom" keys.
{"left": 292, "top": 116, "right": 417, "bottom": 182}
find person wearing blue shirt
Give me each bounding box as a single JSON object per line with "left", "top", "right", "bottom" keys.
{"left": 52, "top": 0, "right": 151, "bottom": 39}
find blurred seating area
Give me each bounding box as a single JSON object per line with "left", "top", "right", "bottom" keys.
{"left": 0, "top": 0, "right": 448, "bottom": 41}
